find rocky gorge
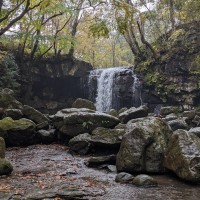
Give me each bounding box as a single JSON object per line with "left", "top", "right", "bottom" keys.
{"left": 1, "top": 88, "right": 200, "bottom": 199}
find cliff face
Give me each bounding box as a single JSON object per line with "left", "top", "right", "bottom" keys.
{"left": 17, "top": 56, "right": 92, "bottom": 113}
{"left": 137, "top": 21, "right": 200, "bottom": 110}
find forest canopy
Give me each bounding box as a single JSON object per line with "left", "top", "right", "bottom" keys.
{"left": 0, "top": 0, "right": 199, "bottom": 68}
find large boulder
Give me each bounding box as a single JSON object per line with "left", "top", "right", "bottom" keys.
{"left": 72, "top": 98, "right": 96, "bottom": 111}
{"left": 23, "top": 105, "right": 50, "bottom": 124}
{"left": 69, "top": 133, "right": 91, "bottom": 155}
{"left": 0, "top": 117, "right": 37, "bottom": 146}
{"left": 0, "top": 88, "right": 22, "bottom": 109}
{"left": 168, "top": 118, "right": 188, "bottom": 131}
{"left": 119, "top": 105, "right": 148, "bottom": 123}
{"left": 160, "top": 106, "right": 182, "bottom": 116}
{"left": 164, "top": 129, "right": 200, "bottom": 183}
{"left": 69, "top": 127, "right": 125, "bottom": 154}
{"left": 0, "top": 158, "right": 13, "bottom": 175}
{"left": 0, "top": 137, "right": 5, "bottom": 158}
{"left": 189, "top": 127, "right": 200, "bottom": 138}
{"left": 116, "top": 117, "right": 172, "bottom": 173}
{"left": 52, "top": 108, "right": 120, "bottom": 138}
{"left": 4, "top": 109, "right": 23, "bottom": 120}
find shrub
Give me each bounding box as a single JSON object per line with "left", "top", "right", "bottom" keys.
{"left": 0, "top": 51, "right": 20, "bottom": 91}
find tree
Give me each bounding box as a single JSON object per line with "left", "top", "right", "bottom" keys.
{"left": 0, "top": 0, "right": 46, "bottom": 36}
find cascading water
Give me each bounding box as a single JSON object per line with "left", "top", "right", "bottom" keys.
{"left": 88, "top": 67, "right": 142, "bottom": 112}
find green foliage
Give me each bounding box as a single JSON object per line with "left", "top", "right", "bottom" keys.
{"left": 89, "top": 21, "right": 109, "bottom": 38}
{"left": 168, "top": 29, "right": 185, "bottom": 44}
{"left": 0, "top": 52, "right": 20, "bottom": 91}
{"left": 82, "top": 121, "right": 93, "bottom": 130}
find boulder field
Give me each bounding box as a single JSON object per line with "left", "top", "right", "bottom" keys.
{"left": 1, "top": 89, "right": 200, "bottom": 184}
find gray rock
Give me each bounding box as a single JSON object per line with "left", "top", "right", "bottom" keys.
{"left": 4, "top": 109, "right": 23, "bottom": 120}
{"left": 118, "top": 107, "right": 128, "bottom": 115}
{"left": 36, "top": 121, "right": 49, "bottom": 130}
{"left": 90, "top": 127, "right": 125, "bottom": 150}
{"left": 192, "top": 115, "right": 200, "bottom": 126}
{"left": 69, "top": 133, "right": 91, "bottom": 155}
{"left": 69, "top": 127, "right": 125, "bottom": 155}
{"left": 132, "top": 174, "right": 157, "bottom": 187}
{"left": 0, "top": 137, "right": 5, "bottom": 158}
{"left": 119, "top": 105, "right": 149, "bottom": 123}
{"left": 72, "top": 98, "right": 96, "bottom": 111}
{"left": 52, "top": 108, "right": 120, "bottom": 138}
{"left": 164, "top": 113, "right": 178, "bottom": 121}
{"left": 182, "top": 110, "right": 196, "bottom": 120}
{"left": 114, "top": 123, "right": 126, "bottom": 130}
{"left": 0, "top": 88, "right": 22, "bottom": 109}
{"left": 0, "top": 117, "right": 37, "bottom": 146}
{"left": 23, "top": 105, "right": 50, "bottom": 124}
{"left": 115, "top": 172, "right": 134, "bottom": 183}
{"left": 38, "top": 129, "right": 57, "bottom": 144}
{"left": 0, "top": 158, "right": 13, "bottom": 175}
{"left": 168, "top": 118, "right": 188, "bottom": 131}
{"left": 189, "top": 127, "right": 200, "bottom": 138}
{"left": 160, "top": 106, "right": 181, "bottom": 116}
{"left": 116, "top": 117, "right": 171, "bottom": 173}
{"left": 164, "top": 129, "right": 200, "bottom": 183}
{"left": 86, "top": 155, "right": 116, "bottom": 167}
{"left": 108, "top": 109, "right": 118, "bottom": 117}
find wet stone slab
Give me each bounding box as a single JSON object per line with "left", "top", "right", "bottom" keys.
{"left": 0, "top": 144, "right": 200, "bottom": 200}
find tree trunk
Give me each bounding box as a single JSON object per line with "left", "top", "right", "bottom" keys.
{"left": 169, "top": 0, "right": 175, "bottom": 30}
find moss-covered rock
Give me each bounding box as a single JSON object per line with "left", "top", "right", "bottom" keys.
{"left": 160, "top": 106, "right": 182, "bottom": 116}
{"left": 0, "top": 158, "right": 13, "bottom": 175}
{"left": 23, "top": 105, "right": 50, "bottom": 124}
{"left": 0, "top": 88, "right": 22, "bottom": 109}
{"left": 52, "top": 108, "right": 120, "bottom": 138}
{"left": 119, "top": 105, "right": 149, "bottom": 123}
{"left": 132, "top": 174, "right": 157, "bottom": 187}
{"left": 0, "top": 137, "right": 5, "bottom": 158}
{"left": 0, "top": 117, "right": 37, "bottom": 146}
{"left": 116, "top": 117, "right": 172, "bottom": 173}
{"left": 72, "top": 98, "right": 96, "bottom": 111}
{"left": 4, "top": 108, "right": 23, "bottom": 120}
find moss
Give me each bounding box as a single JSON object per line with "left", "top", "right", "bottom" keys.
{"left": 0, "top": 117, "right": 35, "bottom": 131}
{"left": 0, "top": 158, "right": 13, "bottom": 175}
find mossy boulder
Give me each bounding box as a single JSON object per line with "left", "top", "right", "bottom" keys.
{"left": 23, "top": 105, "right": 50, "bottom": 124}
{"left": 0, "top": 137, "right": 5, "bottom": 158}
{"left": 132, "top": 175, "right": 158, "bottom": 187}
{"left": 69, "top": 127, "right": 125, "bottom": 155}
{"left": 164, "top": 130, "right": 200, "bottom": 183}
{"left": 160, "top": 106, "right": 182, "bottom": 116}
{"left": 0, "top": 88, "right": 22, "bottom": 109}
{"left": 119, "top": 105, "right": 149, "bottom": 123}
{"left": 4, "top": 109, "right": 23, "bottom": 120}
{"left": 52, "top": 108, "right": 120, "bottom": 138}
{"left": 0, "top": 158, "right": 13, "bottom": 175}
{"left": 72, "top": 98, "right": 96, "bottom": 111}
{"left": 90, "top": 127, "right": 125, "bottom": 150}
{"left": 0, "top": 117, "right": 37, "bottom": 146}
{"left": 116, "top": 117, "right": 172, "bottom": 173}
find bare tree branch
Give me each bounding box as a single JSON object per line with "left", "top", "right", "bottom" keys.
{"left": 0, "top": 0, "right": 44, "bottom": 36}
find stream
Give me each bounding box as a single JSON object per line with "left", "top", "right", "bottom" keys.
{"left": 0, "top": 144, "right": 200, "bottom": 200}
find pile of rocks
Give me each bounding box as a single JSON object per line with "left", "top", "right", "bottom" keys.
{"left": 1, "top": 88, "right": 200, "bottom": 185}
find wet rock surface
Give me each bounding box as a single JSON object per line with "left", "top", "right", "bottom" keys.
{"left": 164, "top": 129, "right": 200, "bottom": 182}
{"left": 1, "top": 144, "right": 200, "bottom": 200}
{"left": 116, "top": 117, "right": 171, "bottom": 173}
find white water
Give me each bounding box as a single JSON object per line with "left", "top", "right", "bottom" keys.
{"left": 89, "top": 67, "right": 141, "bottom": 112}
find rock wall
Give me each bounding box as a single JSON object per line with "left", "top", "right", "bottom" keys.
{"left": 136, "top": 21, "right": 200, "bottom": 110}
{"left": 17, "top": 56, "right": 92, "bottom": 113}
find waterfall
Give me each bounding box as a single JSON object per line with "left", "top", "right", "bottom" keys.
{"left": 88, "top": 67, "right": 142, "bottom": 112}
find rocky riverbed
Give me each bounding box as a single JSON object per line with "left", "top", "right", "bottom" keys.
{"left": 0, "top": 144, "right": 200, "bottom": 200}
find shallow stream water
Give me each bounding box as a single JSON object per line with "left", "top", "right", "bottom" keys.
{"left": 0, "top": 144, "right": 200, "bottom": 200}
